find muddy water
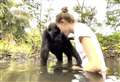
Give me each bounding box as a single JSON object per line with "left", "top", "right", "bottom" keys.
{"left": 105, "top": 57, "right": 120, "bottom": 76}
{"left": 0, "top": 57, "right": 120, "bottom": 82}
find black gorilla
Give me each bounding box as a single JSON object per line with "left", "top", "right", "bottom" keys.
{"left": 40, "top": 23, "right": 82, "bottom": 66}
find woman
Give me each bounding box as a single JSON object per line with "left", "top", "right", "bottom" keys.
{"left": 56, "top": 7, "right": 107, "bottom": 77}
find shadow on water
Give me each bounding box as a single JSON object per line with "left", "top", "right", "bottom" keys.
{"left": 0, "top": 64, "right": 104, "bottom": 82}
{"left": 0, "top": 57, "right": 120, "bottom": 82}
{"left": 39, "top": 66, "right": 104, "bottom": 82}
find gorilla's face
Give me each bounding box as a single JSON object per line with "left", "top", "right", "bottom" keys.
{"left": 47, "top": 23, "right": 61, "bottom": 39}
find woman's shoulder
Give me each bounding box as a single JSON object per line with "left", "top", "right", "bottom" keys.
{"left": 74, "top": 22, "right": 90, "bottom": 31}
{"left": 74, "top": 22, "right": 93, "bottom": 37}
{"left": 74, "top": 22, "right": 88, "bottom": 28}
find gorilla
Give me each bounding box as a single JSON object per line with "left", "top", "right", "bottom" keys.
{"left": 40, "top": 23, "right": 82, "bottom": 67}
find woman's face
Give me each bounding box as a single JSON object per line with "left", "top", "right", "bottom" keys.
{"left": 57, "top": 19, "right": 73, "bottom": 35}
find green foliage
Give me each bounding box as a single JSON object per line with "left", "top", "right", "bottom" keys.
{"left": 106, "top": 9, "right": 120, "bottom": 29}
{"left": 108, "top": 0, "right": 120, "bottom": 3}
{"left": 0, "top": 0, "right": 119, "bottom": 58}
{"left": 73, "top": 6, "right": 96, "bottom": 24}
{"left": 97, "top": 32, "right": 120, "bottom": 57}
{"left": 0, "top": 0, "right": 41, "bottom": 56}
{"left": 25, "top": 28, "right": 41, "bottom": 53}
{"left": 0, "top": 40, "right": 31, "bottom": 55}
{"left": 0, "top": 0, "right": 30, "bottom": 42}
{"left": 106, "top": 0, "right": 120, "bottom": 31}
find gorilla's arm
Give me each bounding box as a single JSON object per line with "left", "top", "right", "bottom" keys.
{"left": 63, "top": 35, "right": 82, "bottom": 66}
{"left": 40, "top": 30, "right": 49, "bottom": 66}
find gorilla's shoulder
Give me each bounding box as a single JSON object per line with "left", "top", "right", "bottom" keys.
{"left": 48, "top": 22, "right": 56, "bottom": 28}
{"left": 47, "top": 23, "right": 59, "bottom": 31}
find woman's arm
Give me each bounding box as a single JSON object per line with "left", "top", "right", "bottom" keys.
{"left": 80, "top": 37, "right": 100, "bottom": 63}
{"left": 80, "top": 36, "right": 102, "bottom": 72}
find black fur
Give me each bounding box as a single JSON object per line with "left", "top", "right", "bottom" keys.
{"left": 40, "top": 23, "right": 82, "bottom": 66}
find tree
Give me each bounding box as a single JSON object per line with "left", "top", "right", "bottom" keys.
{"left": 0, "top": 0, "right": 31, "bottom": 42}
{"left": 106, "top": 0, "right": 120, "bottom": 31}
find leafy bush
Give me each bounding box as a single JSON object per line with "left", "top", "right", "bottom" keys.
{"left": 97, "top": 32, "right": 120, "bottom": 57}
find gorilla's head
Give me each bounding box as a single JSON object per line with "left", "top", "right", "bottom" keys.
{"left": 47, "top": 23, "right": 61, "bottom": 39}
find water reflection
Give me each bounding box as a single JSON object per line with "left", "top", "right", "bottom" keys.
{"left": 39, "top": 65, "right": 105, "bottom": 82}
{"left": 105, "top": 57, "right": 120, "bottom": 76}
{"left": 39, "top": 66, "right": 73, "bottom": 82}
{"left": 83, "top": 72, "right": 104, "bottom": 82}
{"left": 0, "top": 57, "right": 120, "bottom": 82}
{"left": 0, "top": 64, "right": 105, "bottom": 82}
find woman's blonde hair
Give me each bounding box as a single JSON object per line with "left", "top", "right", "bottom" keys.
{"left": 56, "top": 7, "right": 75, "bottom": 23}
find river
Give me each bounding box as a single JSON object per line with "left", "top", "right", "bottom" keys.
{"left": 0, "top": 56, "right": 120, "bottom": 82}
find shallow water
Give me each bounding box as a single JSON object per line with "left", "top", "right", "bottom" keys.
{"left": 105, "top": 57, "right": 120, "bottom": 76}
{"left": 0, "top": 57, "right": 120, "bottom": 82}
